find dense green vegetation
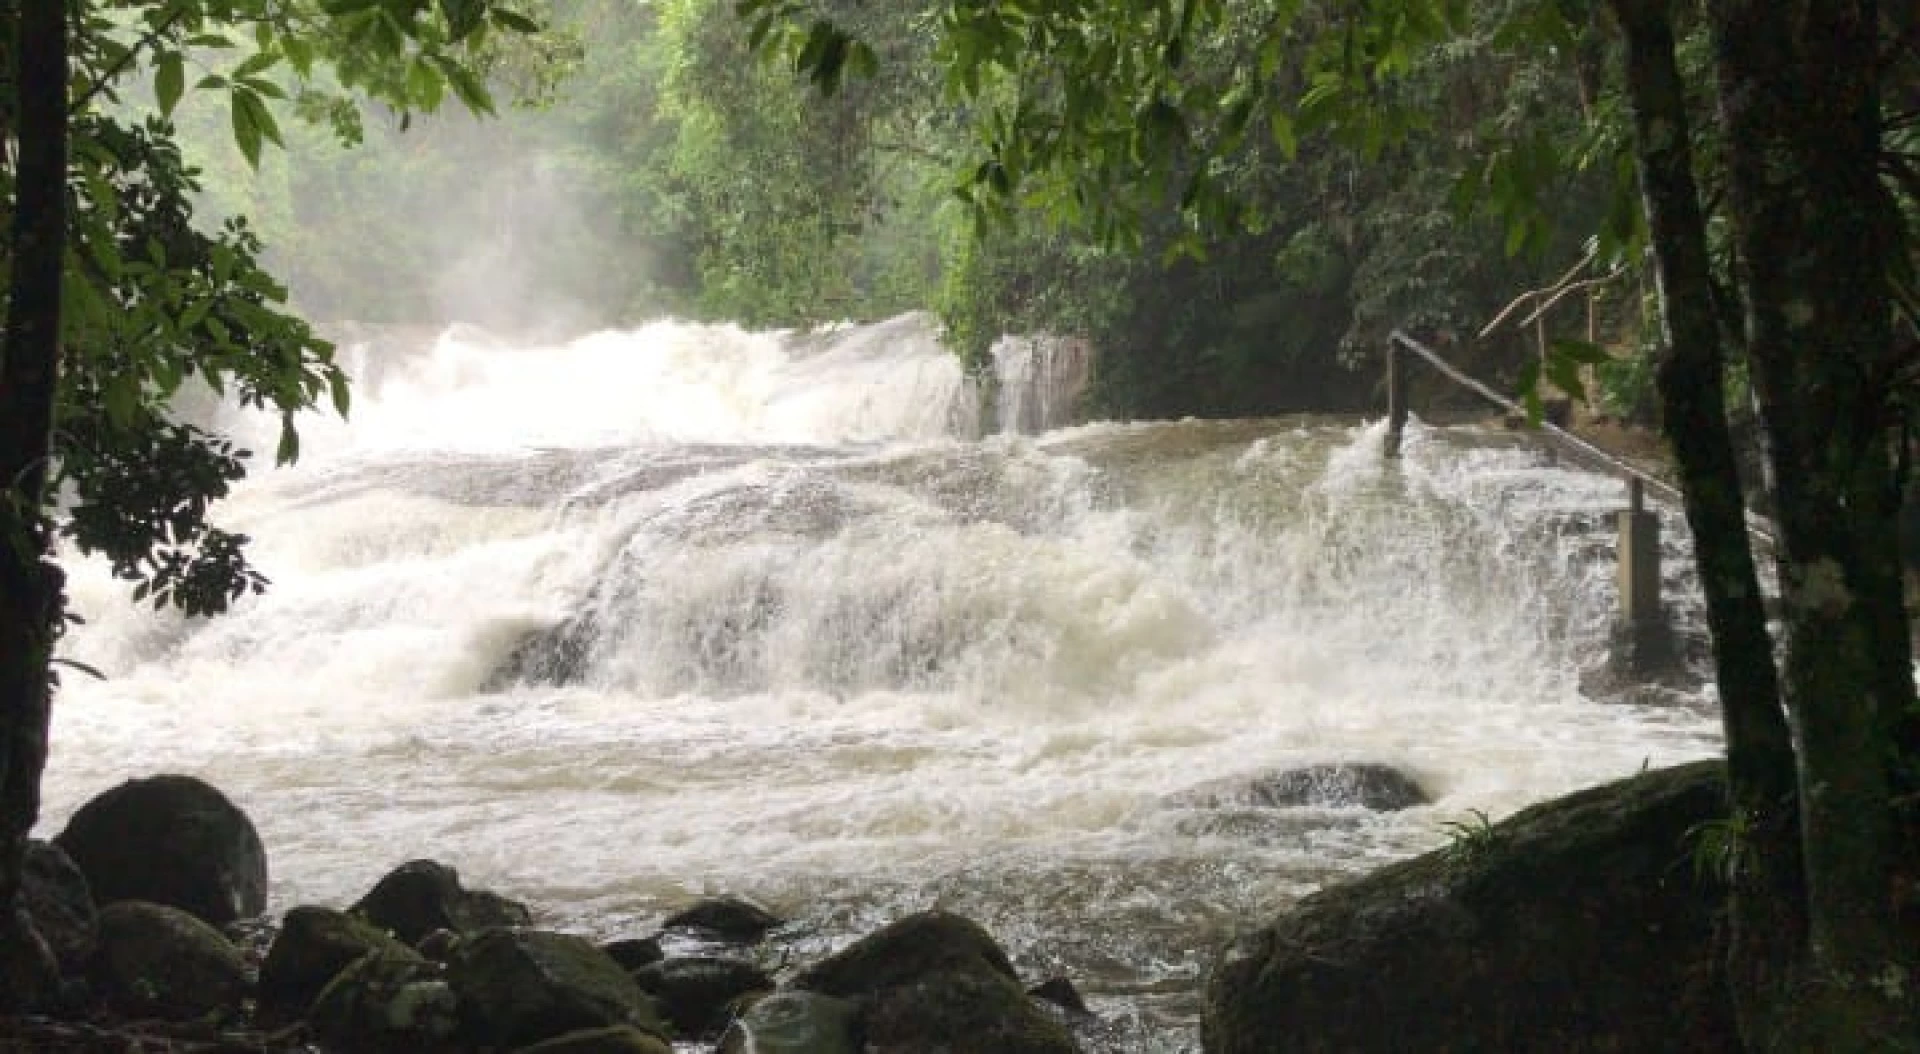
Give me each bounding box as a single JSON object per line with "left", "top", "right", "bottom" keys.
{"left": 171, "top": 0, "right": 1628, "bottom": 416}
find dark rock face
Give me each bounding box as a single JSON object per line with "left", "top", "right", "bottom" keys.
{"left": 55, "top": 775, "right": 268, "bottom": 925}
{"left": 22, "top": 840, "right": 96, "bottom": 972}
{"left": 447, "top": 928, "right": 667, "bottom": 1048}
{"left": 793, "top": 910, "right": 1074, "bottom": 1054}
{"left": 259, "top": 905, "right": 419, "bottom": 1011}
{"left": 717, "top": 990, "right": 859, "bottom": 1054}
{"left": 660, "top": 895, "right": 784, "bottom": 943}
{"left": 1203, "top": 761, "right": 1739, "bottom": 1053}
{"left": 352, "top": 860, "right": 533, "bottom": 945}
{"left": 1168, "top": 762, "right": 1430, "bottom": 812}
{"left": 310, "top": 951, "right": 460, "bottom": 1052}
{"left": 511, "top": 1025, "right": 673, "bottom": 1054}
{"left": 633, "top": 956, "right": 773, "bottom": 1037}
{"left": 91, "top": 901, "right": 249, "bottom": 1020}
{"left": 1027, "top": 976, "right": 1092, "bottom": 1017}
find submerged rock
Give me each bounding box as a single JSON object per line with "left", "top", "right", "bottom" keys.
{"left": 660, "top": 895, "right": 784, "bottom": 943}
{"left": 56, "top": 774, "right": 268, "bottom": 925}
{"left": 600, "top": 936, "right": 664, "bottom": 971}
{"left": 23, "top": 840, "right": 96, "bottom": 972}
{"left": 717, "top": 990, "right": 859, "bottom": 1054}
{"left": 352, "top": 859, "right": 532, "bottom": 944}
{"left": 794, "top": 910, "right": 1075, "bottom": 1054}
{"left": 632, "top": 955, "right": 773, "bottom": 1037}
{"left": 259, "top": 905, "right": 419, "bottom": 1011}
{"left": 447, "top": 928, "right": 667, "bottom": 1048}
{"left": 310, "top": 951, "right": 459, "bottom": 1052}
{"left": 1203, "top": 760, "right": 1736, "bottom": 1052}
{"left": 1168, "top": 762, "right": 1429, "bottom": 812}
{"left": 511, "top": 1025, "right": 673, "bottom": 1054}
{"left": 91, "top": 901, "right": 249, "bottom": 1020}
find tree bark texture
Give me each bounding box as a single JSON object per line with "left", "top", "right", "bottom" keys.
{"left": 1708, "top": 0, "right": 1918, "bottom": 1044}
{"left": 1606, "top": 2, "right": 1810, "bottom": 1045}
{"left": 0, "top": 0, "right": 69, "bottom": 1010}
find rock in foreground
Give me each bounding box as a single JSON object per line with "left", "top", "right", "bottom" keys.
{"left": 1203, "top": 760, "right": 1736, "bottom": 1052}
{"left": 56, "top": 775, "right": 268, "bottom": 925}
{"left": 1168, "top": 762, "right": 1429, "bottom": 811}
{"left": 352, "top": 859, "right": 533, "bottom": 944}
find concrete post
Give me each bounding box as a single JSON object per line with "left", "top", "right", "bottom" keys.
{"left": 1612, "top": 476, "right": 1677, "bottom": 676}
{"left": 1385, "top": 340, "right": 1408, "bottom": 459}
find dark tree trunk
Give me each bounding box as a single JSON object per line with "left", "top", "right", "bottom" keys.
{"left": 1705, "top": 0, "right": 1917, "bottom": 1044}
{"left": 0, "top": 0, "right": 68, "bottom": 1010}
{"left": 1605, "top": 1, "right": 1809, "bottom": 1045}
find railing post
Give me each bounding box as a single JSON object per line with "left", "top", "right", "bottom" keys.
{"left": 1384, "top": 337, "right": 1408, "bottom": 459}
{"left": 1611, "top": 476, "right": 1676, "bottom": 676}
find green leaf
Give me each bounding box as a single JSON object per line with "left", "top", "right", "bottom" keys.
{"left": 490, "top": 8, "right": 540, "bottom": 34}
{"left": 276, "top": 419, "right": 301, "bottom": 464}
{"left": 440, "top": 0, "right": 485, "bottom": 41}
{"left": 155, "top": 51, "right": 185, "bottom": 117}
{"left": 328, "top": 370, "right": 352, "bottom": 417}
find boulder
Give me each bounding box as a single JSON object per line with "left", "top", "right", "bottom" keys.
{"left": 633, "top": 956, "right": 773, "bottom": 1037}
{"left": 91, "top": 901, "right": 248, "bottom": 1020}
{"left": 1028, "top": 977, "right": 1092, "bottom": 1017}
{"left": 447, "top": 928, "right": 667, "bottom": 1048}
{"left": 1203, "top": 761, "right": 1739, "bottom": 1053}
{"left": 418, "top": 928, "right": 463, "bottom": 962}
{"left": 0, "top": 908, "right": 60, "bottom": 1014}
{"left": 1168, "top": 763, "right": 1429, "bottom": 812}
{"left": 793, "top": 911, "right": 1074, "bottom": 1054}
{"left": 352, "top": 860, "right": 532, "bottom": 945}
{"left": 259, "top": 905, "right": 419, "bottom": 1011}
{"left": 601, "top": 936, "right": 664, "bottom": 971}
{"left": 310, "top": 951, "right": 460, "bottom": 1052}
{"left": 22, "top": 839, "right": 96, "bottom": 972}
{"left": 660, "top": 895, "right": 783, "bottom": 943}
{"left": 512, "top": 1025, "right": 674, "bottom": 1054}
{"left": 717, "top": 990, "right": 860, "bottom": 1054}
{"left": 55, "top": 774, "right": 267, "bottom": 925}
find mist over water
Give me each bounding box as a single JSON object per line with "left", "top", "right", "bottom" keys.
{"left": 45, "top": 314, "right": 1719, "bottom": 1049}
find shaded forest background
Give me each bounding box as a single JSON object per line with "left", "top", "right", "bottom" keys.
{"left": 170, "top": 0, "right": 1640, "bottom": 421}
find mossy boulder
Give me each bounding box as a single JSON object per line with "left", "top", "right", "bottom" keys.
{"left": 447, "top": 928, "right": 667, "bottom": 1047}
{"left": 793, "top": 910, "right": 1075, "bottom": 1054}
{"left": 22, "top": 839, "right": 96, "bottom": 972}
{"left": 633, "top": 956, "right": 773, "bottom": 1037}
{"left": 259, "top": 905, "right": 420, "bottom": 1011}
{"left": 717, "top": 990, "right": 859, "bottom": 1054}
{"left": 91, "top": 901, "right": 249, "bottom": 1020}
{"left": 511, "top": 1025, "right": 674, "bottom": 1053}
{"left": 1203, "top": 760, "right": 1738, "bottom": 1052}
{"left": 351, "top": 859, "right": 532, "bottom": 945}
{"left": 600, "top": 936, "right": 664, "bottom": 971}
{"left": 56, "top": 775, "right": 267, "bottom": 925}
{"left": 660, "top": 895, "right": 783, "bottom": 943}
{"left": 310, "top": 951, "right": 460, "bottom": 1052}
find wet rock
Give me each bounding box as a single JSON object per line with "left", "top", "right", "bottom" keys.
{"left": 22, "top": 839, "right": 95, "bottom": 972}
{"left": 660, "top": 895, "right": 783, "bottom": 943}
{"left": 0, "top": 908, "right": 60, "bottom": 1014}
{"left": 793, "top": 911, "right": 1074, "bottom": 1054}
{"left": 91, "top": 901, "right": 248, "bottom": 1020}
{"left": 1203, "top": 761, "right": 1738, "bottom": 1053}
{"left": 717, "top": 990, "right": 859, "bottom": 1054}
{"left": 448, "top": 928, "right": 667, "bottom": 1047}
{"left": 352, "top": 859, "right": 532, "bottom": 944}
{"left": 55, "top": 774, "right": 268, "bottom": 925}
{"left": 310, "top": 951, "right": 460, "bottom": 1052}
{"left": 1028, "top": 977, "right": 1092, "bottom": 1017}
{"left": 632, "top": 955, "right": 773, "bottom": 1037}
{"left": 485, "top": 616, "right": 599, "bottom": 690}
{"left": 259, "top": 905, "right": 419, "bottom": 1011}
{"left": 601, "top": 936, "right": 664, "bottom": 971}
{"left": 1168, "top": 762, "right": 1429, "bottom": 811}
{"left": 512, "top": 1025, "right": 673, "bottom": 1053}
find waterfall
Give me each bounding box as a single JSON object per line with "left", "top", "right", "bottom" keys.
{"left": 45, "top": 313, "right": 1717, "bottom": 1052}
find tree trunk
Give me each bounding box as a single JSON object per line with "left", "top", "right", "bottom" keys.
{"left": 1707, "top": 0, "right": 1918, "bottom": 1044}
{"left": 1605, "top": 1, "right": 1809, "bottom": 1045}
{"left": 0, "top": 0, "right": 69, "bottom": 1010}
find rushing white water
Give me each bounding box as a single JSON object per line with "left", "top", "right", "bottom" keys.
{"left": 42, "top": 313, "right": 1719, "bottom": 1050}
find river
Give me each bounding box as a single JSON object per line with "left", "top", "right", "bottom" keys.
{"left": 42, "top": 313, "right": 1721, "bottom": 1050}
